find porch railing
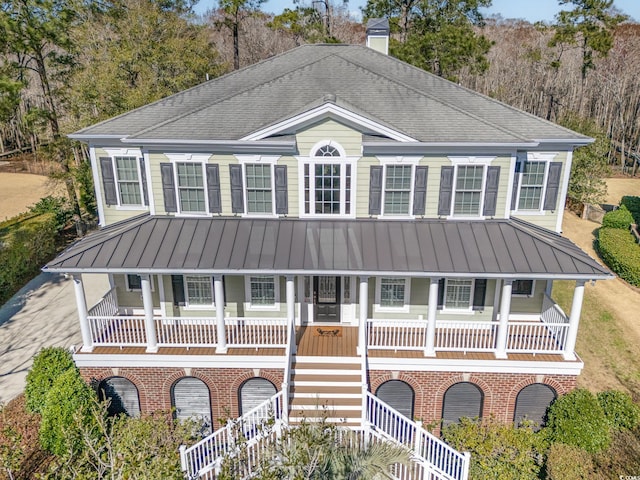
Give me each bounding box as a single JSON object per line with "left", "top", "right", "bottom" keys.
{"left": 87, "top": 286, "right": 118, "bottom": 318}
{"left": 87, "top": 314, "right": 288, "bottom": 349}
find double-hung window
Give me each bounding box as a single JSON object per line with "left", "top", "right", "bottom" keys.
{"left": 115, "top": 156, "right": 143, "bottom": 205}
{"left": 384, "top": 166, "right": 412, "bottom": 215}
{"left": 444, "top": 279, "right": 474, "bottom": 310}
{"left": 518, "top": 162, "right": 546, "bottom": 210}
{"left": 176, "top": 163, "right": 206, "bottom": 213}
{"left": 453, "top": 166, "right": 484, "bottom": 216}
{"left": 185, "top": 275, "right": 213, "bottom": 307}
{"left": 512, "top": 279, "right": 535, "bottom": 297}
{"left": 302, "top": 142, "right": 354, "bottom": 216}
{"left": 376, "top": 277, "right": 410, "bottom": 311}
{"left": 246, "top": 275, "right": 278, "bottom": 309}
{"left": 246, "top": 164, "right": 273, "bottom": 214}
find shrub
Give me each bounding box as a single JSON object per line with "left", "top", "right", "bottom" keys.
{"left": 545, "top": 443, "right": 593, "bottom": 480}
{"left": 544, "top": 388, "right": 610, "bottom": 453}
{"left": 39, "top": 368, "right": 96, "bottom": 456}
{"left": 621, "top": 196, "right": 640, "bottom": 225}
{"left": 602, "top": 205, "right": 634, "bottom": 229}
{"left": 597, "top": 227, "right": 640, "bottom": 287}
{"left": 597, "top": 390, "right": 640, "bottom": 431}
{"left": 442, "top": 417, "right": 547, "bottom": 480}
{"left": 24, "top": 347, "right": 76, "bottom": 414}
{"left": 28, "top": 195, "right": 72, "bottom": 231}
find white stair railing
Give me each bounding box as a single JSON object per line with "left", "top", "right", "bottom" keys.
{"left": 366, "top": 392, "right": 470, "bottom": 480}
{"left": 180, "top": 390, "right": 284, "bottom": 479}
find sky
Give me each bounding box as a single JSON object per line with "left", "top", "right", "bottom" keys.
{"left": 193, "top": 0, "right": 640, "bottom": 23}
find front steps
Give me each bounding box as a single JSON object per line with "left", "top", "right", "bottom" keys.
{"left": 288, "top": 356, "right": 363, "bottom": 427}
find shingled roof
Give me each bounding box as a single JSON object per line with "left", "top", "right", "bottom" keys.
{"left": 71, "top": 44, "right": 590, "bottom": 145}
{"left": 44, "top": 215, "right": 611, "bottom": 280}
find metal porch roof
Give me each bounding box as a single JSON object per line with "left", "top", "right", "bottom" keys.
{"left": 44, "top": 216, "right": 611, "bottom": 280}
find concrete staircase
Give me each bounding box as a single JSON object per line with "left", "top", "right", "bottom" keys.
{"left": 288, "top": 356, "right": 362, "bottom": 426}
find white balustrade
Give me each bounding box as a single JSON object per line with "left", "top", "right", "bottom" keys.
{"left": 435, "top": 320, "right": 496, "bottom": 352}
{"left": 88, "top": 316, "right": 147, "bottom": 346}
{"left": 506, "top": 321, "right": 569, "bottom": 353}
{"left": 224, "top": 318, "right": 288, "bottom": 348}
{"left": 87, "top": 286, "right": 118, "bottom": 317}
{"left": 156, "top": 317, "right": 218, "bottom": 347}
{"left": 367, "top": 319, "right": 426, "bottom": 350}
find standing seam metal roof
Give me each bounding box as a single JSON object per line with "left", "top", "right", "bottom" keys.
{"left": 44, "top": 215, "right": 611, "bottom": 279}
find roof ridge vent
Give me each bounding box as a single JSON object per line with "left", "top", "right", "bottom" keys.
{"left": 366, "top": 18, "right": 389, "bottom": 55}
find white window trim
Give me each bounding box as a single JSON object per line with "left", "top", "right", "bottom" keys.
{"left": 125, "top": 274, "right": 155, "bottom": 292}
{"left": 296, "top": 141, "right": 359, "bottom": 218}
{"left": 512, "top": 279, "right": 536, "bottom": 298}
{"left": 235, "top": 155, "right": 280, "bottom": 217}
{"left": 512, "top": 152, "right": 559, "bottom": 215}
{"left": 167, "top": 154, "right": 212, "bottom": 216}
{"left": 374, "top": 277, "right": 411, "bottom": 313}
{"left": 103, "top": 148, "right": 146, "bottom": 210}
{"left": 183, "top": 275, "right": 215, "bottom": 310}
{"left": 441, "top": 278, "right": 475, "bottom": 314}
{"left": 377, "top": 156, "right": 421, "bottom": 218}
{"left": 244, "top": 275, "right": 280, "bottom": 311}
{"left": 447, "top": 156, "right": 494, "bottom": 220}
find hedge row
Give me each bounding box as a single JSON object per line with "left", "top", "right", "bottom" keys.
{"left": 621, "top": 196, "right": 640, "bottom": 225}
{"left": 602, "top": 205, "right": 634, "bottom": 229}
{"left": 0, "top": 213, "right": 58, "bottom": 305}
{"left": 597, "top": 227, "right": 640, "bottom": 287}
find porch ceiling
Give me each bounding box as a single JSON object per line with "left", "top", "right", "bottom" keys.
{"left": 44, "top": 215, "right": 611, "bottom": 279}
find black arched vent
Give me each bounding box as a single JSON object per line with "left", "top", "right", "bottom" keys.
{"left": 172, "top": 377, "right": 212, "bottom": 433}
{"left": 239, "top": 378, "right": 276, "bottom": 416}
{"left": 514, "top": 383, "right": 556, "bottom": 429}
{"left": 98, "top": 377, "right": 141, "bottom": 417}
{"left": 442, "top": 382, "right": 483, "bottom": 426}
{"left": 376, "top": 380, "right": 415, "bottom": 419}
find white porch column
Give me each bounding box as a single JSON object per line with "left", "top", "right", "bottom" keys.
{"left": 141, "top": 274, "right": 158, "bottom": 353}
{"left": 358, "top": 276, "right": 369, "bottom": 355}
{"left": 286, "top": 275, "right": 296, "bottom": 355}
{"left": 214, "top": 275, "right": 227, "bottom": 354}
{"left": 213, "top": 275, "right": 227, "bottom": 353}
{"left": 563, "top": 280, "right": 586, "bottom": 361}
{"left": 72, "top": 274, "right": 93, "bottom": 353}
{"left": 424, "top": 278, "right": 440, "bottom": 357}
{"left": 495, "top": 279, "right": 513, "bottom": 359}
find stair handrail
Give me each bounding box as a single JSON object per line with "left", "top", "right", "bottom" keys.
{"left": 180, "top": 390, "right": 284, "bottom": 479}
{"left": 281, "top": 313, "right": 295, "bottom": 425}
{"left": 366, "top": 392, "right": 470, "bottom": 480}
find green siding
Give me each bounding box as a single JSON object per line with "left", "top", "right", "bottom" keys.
{"left": 113, "top": 274, "right": 160, "bottom": 307}
{"left": 280, "top": 156, "right": 299, "bottom": 217}
{"left": 510, "top": 280, "right": 545, "bottom": 314}
{"left": 295, "top": 118, "right": 362, "bottom": 156}
{"left": 424, "top": 157, "right": 452, "bottom": 218}
{"left": 356, "top": 156, "right": 376, "bottom": 217}
{"left": 149, "top": 152, "right": 170, "bottom": 215}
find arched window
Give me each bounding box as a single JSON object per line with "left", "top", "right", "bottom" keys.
{"left": 314, "top": 144, "right": 340, "bottom": 157}
{"left": 376, "top": 380, "right": 414, "bottom": 419}
{"left": 239, "top": 377, "right": 276, "bottom": 416}
{"left": 172, "top": 377, "right": 212, "bottom": 434}
{"left": 98, "top": 377, "right": 140, "bottom": 417}
{"left": 442, "top": 382, "right": 483, "bottom": 426}
{"left": 514, "top": 383, "right": 557, "bottom": 429}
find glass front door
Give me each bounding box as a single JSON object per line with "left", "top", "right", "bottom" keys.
{"left": 314, "top": 276, "right": 340, "bottom": 322}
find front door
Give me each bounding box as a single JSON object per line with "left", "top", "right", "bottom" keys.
{"left": 314, "top": 276, "right": 340, "bottom": 322}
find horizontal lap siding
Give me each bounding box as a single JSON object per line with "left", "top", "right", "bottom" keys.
{"left": 424, "top": 158, "right": 451, "bottom": 218}
{"left": 113, "top": 274, "right": 161, "bottom": 307}
{"left": 149, "top": 153, "right": 171, "bottom": 215}
{"left": 295, "top": 119, "right": 362, "bottom": 156}
{"left": 280, "top": 156, "right": 299, "bottom": 217}
{"left": 510, "top": 280, "right": 546, "bottom": 314}
{"left": 356, "top": 156, "right": 376, "bottom": 217}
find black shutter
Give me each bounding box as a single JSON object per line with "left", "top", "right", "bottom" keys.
{"left": 376, "top": 380, "right": 414, "bottom": 420}
{"left": 239, "top": 378, "right": 276, "bottom": 415}
{"left": 511, "top": 157, "right": 523, "bottom": 210}
{"left": 442, "top": 382, "right": 483, "bottom": 426}
{"left": 514, "top": 384, "right": 556, "bottom": 429}
{"left": 206, "top": 164, "right": 222, "bottom": 214}
{"left": 161, "top": 163, "right": 177, "bottom": 213}
{"left": 171, "top": 275, "right": 185, "bottom": 306}
{"left": 100, "top": 157, "right": 118, "bottom": 206}
{"left": 368, "top": 166, "right": 383, "bottom": 215}
{"left": 139, "top": 157, "right": 149, "bottom": 206}
{"left": 437, "top": 278, "right": 445, "bottom": 310}
{"left": 229, "top": 164, "right": 244, "bottom": 214}
{"left": 483, "top": 166, "right": 500, "bottom": 216}
{"left": 437, "top": 166, "right": 454, "bottom": 216}
{"left": 472, "top": 279, "right": 487, "bottom": 311}
{"left": 275, "top": 165, "right": 288, "bottom": 215}
{"left": 543, "top": 162, "right": 563, "bottom": 211}
{"left": 172, "top": 377, "right": 212, "bottom": 434}
{"left": 412, "top": 166, "right": 428, "bottom": 216}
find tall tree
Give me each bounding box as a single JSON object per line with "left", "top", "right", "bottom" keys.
{"left": 216, "top": 0, "right": 266, "bottom": 70}
{"left": 363, "top": 0, "right": 493, "bottom": 80}
{"left": 0, "top": 0, "right": 84, "bottom": 213}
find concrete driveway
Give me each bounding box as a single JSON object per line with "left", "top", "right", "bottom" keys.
{"left": 0, "top": 272, "right": 108, "bottom": 404}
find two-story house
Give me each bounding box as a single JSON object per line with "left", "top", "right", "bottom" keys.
{"left": 45, "top": 20, "right": 610, "bottom": 477}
